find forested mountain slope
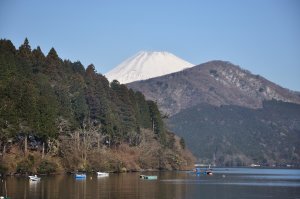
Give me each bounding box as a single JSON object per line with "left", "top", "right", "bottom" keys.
{"left": 0, "top": 39, "right": 194, "bottom": 174}
{"left": 169, "top": 101, "right": 300, "bottom": 167}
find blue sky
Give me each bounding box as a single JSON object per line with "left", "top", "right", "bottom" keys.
{"left": 1, "top": 0, "right": 299, "bottom": 91}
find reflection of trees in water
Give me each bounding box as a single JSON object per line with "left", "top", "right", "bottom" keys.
{"left": 158, "top": 172, "right": 187, "bottom": 199}
{"left": 75, "top": 178, "right": 87, "bottom": 199}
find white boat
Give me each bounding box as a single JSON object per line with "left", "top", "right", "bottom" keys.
{"left": 29, "top": 175, "right": 41, "bottom": 181}
{"left": 139, "top": 175, "right": 157, "bottom": 180}
{"left": 97, "top": 172, "right": 109, "bottom": 177}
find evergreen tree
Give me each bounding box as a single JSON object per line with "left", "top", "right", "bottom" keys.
{"left": 36, "top": 76, "right": 59, "bottom": 139}
{"left": 45, "top": 47, "right": 62, "bottom": 78}
{"left": 134, "top": 91, "right": 152, "bottom": 129}
{"left": 70, "top": 73, "right": 88, "bottom": 125}
{"left": 32, "top": 46, "right": 45, "bottom": 73}
{"left": 17, "top": 38, "right": 33, "bottom": 76}
{"left": 110, "top": 80, "right": 137, "bottom": 138}
{"left": 0, "top": 38, "right": 167, "bottom": 150}
{"left": 147, "top": 101, "right": 166, "bottom": 145}
{"left": 18, "top": 38, "right": 31, "bottom": 58}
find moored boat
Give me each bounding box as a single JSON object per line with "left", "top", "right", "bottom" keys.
{"left": 139, "top": 175, "right": 157, "bottom": 180}
{"left": 29, "top": 175, "right": 41, "bottom": 181}
{"left": 97, "top": 172, "right": 109, "bottom": 177}
{"left": 193, "top": 167, "right": 213, "bottom": 175}
{"left": 75, "top": 173, "right": 86, "bottom": 179}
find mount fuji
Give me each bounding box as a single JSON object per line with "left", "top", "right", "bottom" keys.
{"left": 105, "top": 51, "right": 194, "bottom": 84}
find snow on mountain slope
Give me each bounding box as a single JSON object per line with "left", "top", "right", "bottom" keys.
{"left": 105, "top": 51, "right": 194, "bottom": 84}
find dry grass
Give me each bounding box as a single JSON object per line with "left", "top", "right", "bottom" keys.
{"left": 1, "top": 128, "right": 196, "bottom": 174}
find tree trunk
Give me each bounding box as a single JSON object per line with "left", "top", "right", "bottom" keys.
{"left": 83, "top": 134, "right": 86, "bottom": 163}
{"left": 42, "top": 142, "right": 45, "bottom": 159}
{"left": 76, "top": 131, "right": 80, "bottom": 151}
{"left": 24, "top": 135, "right": 28, "bottom": 156}
{"left": 97, "top": 134, "right": 100, "bottom": 152}
{"left": 152, "top": 119, "right": 155, "bottom": 132}
{"left": 2, "top": 144, "right": 6, "bottom": 159}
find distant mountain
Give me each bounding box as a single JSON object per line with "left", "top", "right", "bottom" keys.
{"left": 127, "top": 60, "right": 300, "bottom": 166}
{"left": 128, "top": 60, "right": 300, "bottom": 116}
{"left": 105, "top": 51, "right": 194, "bottom": 84}
{"left": 168, "top": 101, "right": 300, "bottom": 167}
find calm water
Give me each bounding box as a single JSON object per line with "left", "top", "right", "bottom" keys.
{"left": 1, "top": 168, "right": 300, "bottom": 199}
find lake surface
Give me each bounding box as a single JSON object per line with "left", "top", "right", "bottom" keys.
{"left": 1, "top": 168, "right": 300, "bottom": 199}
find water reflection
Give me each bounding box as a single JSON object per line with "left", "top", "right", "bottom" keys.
{"left": 1, "top": 168, "right": 300, "bottom": 199}
{"left": 29, "top": 180, "right": 39, "bottom": 194}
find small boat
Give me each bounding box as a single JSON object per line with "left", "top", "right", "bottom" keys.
{"left": 193, "top": 167, "right": 213, "bottom": 176}
{"left": 97, "top": 172, "right": 109, "bottom": 177}
{"left": 29, "top": 175, "right": 41, "bottom": 181}
{"left": 139, "top": 175, "right": 157, "bottom": 180}
{"left": 75, "top": 173, "right": 86, "bottom": 179}
{"left": 205, "top": 164, "right": 213, "bottom": 175}
{"left": 206, "top": 169, "right": 213, "bottom": 175}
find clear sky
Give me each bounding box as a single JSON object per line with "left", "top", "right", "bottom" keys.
{"left": 1, "top": 0, "right": 299, "bottom": 91}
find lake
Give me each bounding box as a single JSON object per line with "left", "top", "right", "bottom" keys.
{"left": 1, "top": 168, "right": 300, "bottom": 199}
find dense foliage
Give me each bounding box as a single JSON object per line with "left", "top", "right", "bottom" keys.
{"left": 169, "top": 100, "right": 300, "bottom": 167}
{"left": 0, "top": 38, "right": 165, "bottom": 145}
{"left": 0, "top": 39, "right": 195, "bottom": 173}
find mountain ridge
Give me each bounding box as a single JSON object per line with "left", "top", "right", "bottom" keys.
{"left": 127, "top": 60, "right": 300, "bottom": 116}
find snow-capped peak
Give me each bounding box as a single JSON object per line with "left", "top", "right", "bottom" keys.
{"left": 105, "top": 51, "right": 194, "bottom": 84}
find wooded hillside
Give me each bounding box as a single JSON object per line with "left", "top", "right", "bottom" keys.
{"left": 0, "top": 39, "right": 195, "bottom": 174}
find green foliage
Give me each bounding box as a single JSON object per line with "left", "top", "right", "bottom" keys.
{"left": 17, "top": 158, "right": 34, "bottom": 174}
{"left": 134, "top": 91, "right": 152, "bottom": 129}
{"left": 0, "top": 163, "right": 8, "bottom": 175}
{"left": 0, "top": 38, "right": 195, "bottom": 173}
{"left": 0, "top": 38, "right": 164, "bottom": 148}
{"left": 148, "top": 101, "right": 166, "bottom": 145}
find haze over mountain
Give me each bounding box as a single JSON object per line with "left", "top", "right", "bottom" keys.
{"left": 105, "top": 51, "right": 194, "bottom": 84}
{"left": 127, "top": 60, "right": 300, "bottom": 166}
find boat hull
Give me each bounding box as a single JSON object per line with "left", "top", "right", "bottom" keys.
{"left": 75, "top": 174, "right": 86, "bottom": 178}
{"left": 97, "top": 172, "right": 109, "bottom": 177}
{"left": 140, "top": 175, "right": 157, "bottom": 180}
{"left": 29, "top": 176, "right": 41, "bottom": 181}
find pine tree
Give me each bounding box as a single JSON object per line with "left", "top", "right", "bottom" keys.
{"left": 134, "top": 91, "right": 152, "bottom": 129}
{"left": 147, "top": 101, "right": 166, "bottom": 145}
{"left": 17, "top": 38, "right": 33, "bottom": 76}
{"left": 18, "top": 38, "right": 31, "bottom": 58}
{"left": 32, "top": 46, "right": 45, "bottom": 73}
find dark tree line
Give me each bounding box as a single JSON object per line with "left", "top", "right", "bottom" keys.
{"left": 0, "top": 38, "right": 167, "bottom": 153}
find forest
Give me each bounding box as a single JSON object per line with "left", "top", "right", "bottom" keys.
{"left": 169, "top": 101, "right": 300, "bottom": 167}
{"left": 0, "top": 38, "right": 194, "bottom": 174}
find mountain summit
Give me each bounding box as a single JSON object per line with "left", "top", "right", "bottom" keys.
{"left": 105, "top": 51, "right": 194, "bottom": 84}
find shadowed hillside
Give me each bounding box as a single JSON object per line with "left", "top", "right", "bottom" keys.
{"left": 168, "top": 100, "right": 300, "bottom": 167}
